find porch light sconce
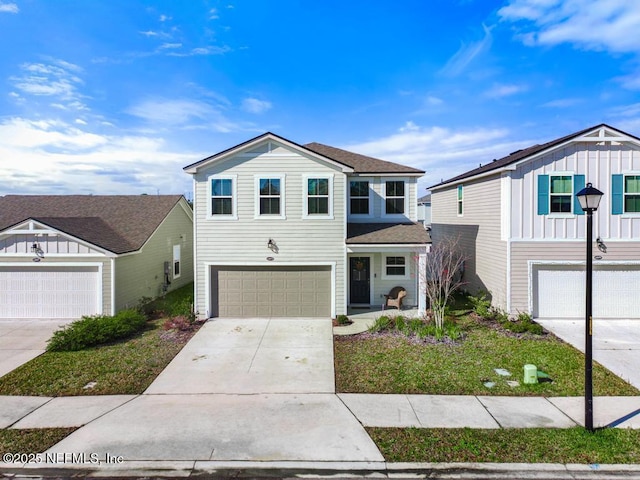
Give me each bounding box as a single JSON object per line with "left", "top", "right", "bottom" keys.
{"left": 31, "top": 242, "right": 45, "bottom": 259}
{"left": 596, "top": 237, "right": 607, "bottom": 253}
{"left": 267, "top": 238, "right": 279, "bottom": 253}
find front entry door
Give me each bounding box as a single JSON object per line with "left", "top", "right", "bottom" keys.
{"left": 350, "top": 257, "right": 370, "bottom": 304}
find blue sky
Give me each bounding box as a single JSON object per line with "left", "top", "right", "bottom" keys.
{"left": 2, "top": 0, "right": 640, "bottom": 198}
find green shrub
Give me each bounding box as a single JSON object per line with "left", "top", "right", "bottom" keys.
{"left": 500, "top": 311, "right": 544, "bottom": 336}
{"left": 369, "top": 315, "right": 392, "bottom": 333}
{"left": 336, "top": 314, "right": 351, "bottom": 325}
{"left": 47, "top": 309, "right": 147, "bottom": 352}
{"left": 468, "top": 291, "right": 492, "bottom": 318}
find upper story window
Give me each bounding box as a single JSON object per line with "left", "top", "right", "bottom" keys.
{"left": 349, "top": 180, "right": 370, "bottom": 215}
{"left": 550, "top": 175, "right": 572, "bottom": 213}
{"left": 457, "top": 185, "right": 463, "bottom": 216}
{"left": 385, "top": 180, "right": 405, "bottom": 215}
{"left": 612, "top": 173, "right": 640, "bottom": 215}
{"left": 209, "top": 175, "right": 237, "bottom": 219}
{"left": 304, "top": 175, "right": 333, "bottom": 218}
{"left": 256, "top": 176, "right": 285, "bottom": 218}
{"left": 537, "top": 173, "right": 584, "bottom": 216}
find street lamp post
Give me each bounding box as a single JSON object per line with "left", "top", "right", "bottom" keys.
{"left": 576, "top": 182, "right": 604, "bottom": 433}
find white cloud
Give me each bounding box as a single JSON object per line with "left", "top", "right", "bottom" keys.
{"left": 0, "top": 2, "right": 18, "bottom": 13}
{"left": 499, "top": 0, "right": 640, "bottom": 53}
{"left": 0, "top": 117, "right": 199, "bottom": 195}
{"left": 241, "top": 97, "right": 272, "bottom": 114}
{"left": 484, "top": 83, "right": 528, "bottom": 98}
{"left": 426, "top": 96, "right": 444, "bottom": 106}
{"left": 160, "top": 42, "right": 182, "bottom": 49}
{"left": 167, "top": 45, "right": 231, "bottom": 57}
{"left": 159, "top": 14, "right": 171, "bottom": 22}
{"left": 127, "top": 98, "right": 214, "bottom": 125}
{"left": 541, "top": 97, "right": 583, "bottom": 108}
{"left": 344, "top": 122, "right": 532, "bottom": 190}
{"left": 209, "top": 8, "right": 219, "bottom": 19}
{"left": 440, "top": 23, "right": 494, "bottom": 77}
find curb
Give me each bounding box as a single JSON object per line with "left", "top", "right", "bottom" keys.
{"left": 3, "top": 461, "right": 640, "bottom": 479}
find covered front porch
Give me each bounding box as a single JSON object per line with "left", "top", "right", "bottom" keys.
{"left": 345, "top": 222, "right": 430, "bottom": 314}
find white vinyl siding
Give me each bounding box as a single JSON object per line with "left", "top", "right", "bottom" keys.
{"left": 192, "top": 143, "right": 346, "bottom": 318}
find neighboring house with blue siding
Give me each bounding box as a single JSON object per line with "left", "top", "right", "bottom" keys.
{"left": 184, "top": 132, "right": 430, "bottom": 319}
{"left": 430, "top": 124, "right": 640, "bottom": 319}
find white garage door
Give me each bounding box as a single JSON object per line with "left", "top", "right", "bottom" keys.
{"left": 534, "top": 265, "right": 640, "bottom": 319}
{"left": 211, "top": 266, "right": 331, "bottom": 317}
{"left": 0, "top": 266, "right": 100, "bottom": 319}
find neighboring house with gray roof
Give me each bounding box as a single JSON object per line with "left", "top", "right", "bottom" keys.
{"left": 430, "top": 124, "right": 640, "bottom": 319}
{"left": 184, "top": 132, "right": 430, "bottom": 318}
{"left": 0, "top": 195, "right": 193, "bottom": 319}
{"left": 417, "top": 193, "right": 431, "bottom": 225}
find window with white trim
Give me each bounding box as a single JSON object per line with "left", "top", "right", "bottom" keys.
{"left": 383, "top": 255, "right": 408, "bottom": 279}
{"left": 349, "top": 180, "right": 370, "bottom": 215}
{"left": 550, "top": 175, "right": 573, "bottom": 213}
{"left": 385, "top": 181, "right": 405, "bottom": 215}
{"left": 304, "top": 175, "right": 333, "bottom": 218}
{"left": 624, "top": 175, "right": 640, "bottom": 213}
{"left": 209, "top": 175, "right": 237, "bottom": 218}
{"left": 457, "top": 185, "right": 463, "bottom": 216}
{"left": 255, "top": 175, "right": 286, "bottom": 218}
{"left": 173, "top": 244, "right": 181, "bottom": 279}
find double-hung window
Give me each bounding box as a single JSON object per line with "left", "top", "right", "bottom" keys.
{"left": 209, "top": 175, "right": 237, "bottom": 219}
{"left": 537, "top": 173, "right": 585, "bottom": 216}
{"left": 256, "top": 176, "right": 285, "bottom": 218}
{"left": 385, "top": 180, "right": 405, "bottom": 215}
{"left": 612, "top": 174, "right": 640, "bottom": 214}
{"left": 349, "top": 180, "right": 370, "bottom": 215}
{"left": 304, "top": 175, "right": 333, "bottom": 218}
{"left": 383, "top": 255, "right": 408, "bottom": 279}
{"left": 457, "top": 185, "right": 463, "bottom": 216}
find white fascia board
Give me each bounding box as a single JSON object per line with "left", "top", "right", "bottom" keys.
{"left": 347, "top": 244, "right": 429, "bottom": 253}
{"left": 184, "top": 134, "right": 354, "bottom": 174}
{"left": 0, "top": 219, "right": 116, "bottom": 257}
{"left": 430, "top": 166, "right": 516, "bottom": 191}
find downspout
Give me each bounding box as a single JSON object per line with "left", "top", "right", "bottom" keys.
{"left": 110, "top": 257, "right": 116, "bottom": 315}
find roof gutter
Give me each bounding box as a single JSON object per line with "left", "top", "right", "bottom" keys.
{"left": 430, "top": 165, "right": 516, "bottom": 191}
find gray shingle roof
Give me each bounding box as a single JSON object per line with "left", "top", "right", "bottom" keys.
{"left": 346, "top": 223, "right": 431, "bottom": 244}
{"left": 0, "top": 195, "right": 185, "bottom": 254}
{"left": 431, "top": 123, "right": 640, "bottom": 188}
{"left": 304, "top": 142, "right": 424, "bottom": 174}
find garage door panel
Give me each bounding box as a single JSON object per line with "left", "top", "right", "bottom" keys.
{"left": 214, "top": 266, "right": 331, "bottom": 318}
{"left": 0, "top": 266, "right": 100, "bottom": 319}
{"left": 534, "top": 265, "right": 640, "bottom": 319}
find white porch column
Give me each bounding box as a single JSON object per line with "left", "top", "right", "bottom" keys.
{"left": 418, "top": 251, "right": 427, "bottom": 314}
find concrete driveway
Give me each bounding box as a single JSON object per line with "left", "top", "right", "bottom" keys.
{"left": 48, "top": 317, "right": 384, "bottom": 463}
{"left": 537, "top": 319, "right": 640, "bottom": 389}
{"left": 146, "top": 317, "right": 335, "bottom": 394}
{"left": 0, "top": 320, "right": 67, "bottom": 377}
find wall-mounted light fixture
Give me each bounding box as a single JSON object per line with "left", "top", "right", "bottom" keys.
{"left": 596, "top": 237, "right": 607, "bottom": 254}
{"left": 31, "top": 242, "right": 44, "bottom": 259}
{"left": 267, "top": 238, "right": 279, "bottom": 253}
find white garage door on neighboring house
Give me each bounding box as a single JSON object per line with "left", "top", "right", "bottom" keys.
{"left": 533, "top": 264, "right": 640, "bottom": 319}
{"left": 0, "top": 266, "right": 100, "bottom": 319}
{"left": 211, "top": 266, "right": 332, "bottom": 318}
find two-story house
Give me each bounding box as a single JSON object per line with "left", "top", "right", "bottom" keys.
{"left": 430, "top": 124, "right": 640, "bottom": 320}
{"left": 183, "top": 132, "right": 430, "bottom": 319}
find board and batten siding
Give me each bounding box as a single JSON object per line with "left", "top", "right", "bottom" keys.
{"left": 114, "top": 203, "right": 194, "bottom": 311}
{"left": 193, "top": 147, "right": 347, "bottom": 317}
{"left": 510, "top": 142, "right": 640, "bottom": 240}
{"left": 510, "top": 241, "right": 640, "bottom": 314}
{"left": 431, "top": 174, "right": 508, "bottom": 309}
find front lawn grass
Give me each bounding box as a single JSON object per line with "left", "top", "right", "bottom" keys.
{"left": 0, "top": 428, "right": 77, "bottom": 455}
{"left": 335, "top": 315, "right": 638, "bottom": 396}
{"left": 368, "top": 427, "right": 640, "bottom": 464}
{"left": 0, "top": 283, "right": 197, "bottom": 397}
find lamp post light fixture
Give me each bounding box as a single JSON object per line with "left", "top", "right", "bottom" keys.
{"left": 575, "top": 182, "right": 604, "bottom": 433}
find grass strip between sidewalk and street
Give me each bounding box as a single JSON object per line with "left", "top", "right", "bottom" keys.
{"left": 368, "top": 427, "right": 640, "bottom": 464}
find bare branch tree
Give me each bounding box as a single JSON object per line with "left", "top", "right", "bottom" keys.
{"left": 421, "top": 236, "right": 467, "bottom": 330}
